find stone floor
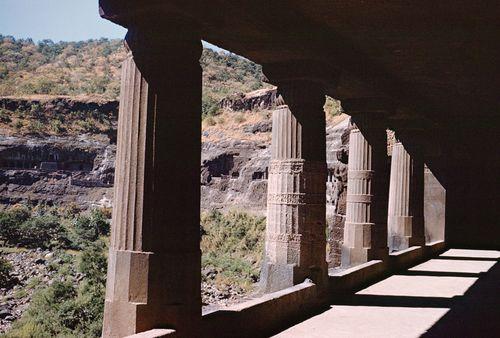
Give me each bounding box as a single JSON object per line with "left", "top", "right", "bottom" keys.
{"left": 274, "top": 249, "right": 500, "bottom": 338}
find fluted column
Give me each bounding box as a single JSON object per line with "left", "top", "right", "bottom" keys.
{"left": 342, "top": 115, "right": 389, "bottom": 267}
{"left": 102, "top": 23, "right": 201, "bottom": 337}
{"left": 260, "top": 76, "right": 327, "bottom": 293}
{"left": 388, "top": 141, "right": 425, "bottom": 251}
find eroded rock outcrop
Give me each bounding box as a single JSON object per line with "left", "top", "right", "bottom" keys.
{"left": 0, "top": 135, "right": 115, "bottom": 208}
{"left": 220, "top": 87, "right": 277, "bottom": 112}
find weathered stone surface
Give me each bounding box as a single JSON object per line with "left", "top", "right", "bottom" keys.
{"left": 102, "top": 26, "right": 202, "bottom": 337}
{"left": 0, "top": 135, "right": 114, "bottom": 208}
{"left": 342, "top": 117, "right": 389, "bottom": 267}
{"left": 388, "top": 142, "right": 425, "bottom": 251}
{"left": 260, "top": 79, "right": 327, "bottom": 293}
{"left": 326, "top": 118, "right": 352, "bottom": 267}
{"left": 424, "top": 166, "right": 445, "bottom": 243}
{"left": 220, "top": 87, "right": 277, "bottom": 112}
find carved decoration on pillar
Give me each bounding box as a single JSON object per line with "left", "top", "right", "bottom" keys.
{"left": 260, "top": 66, "right": 328, "bottom": 292}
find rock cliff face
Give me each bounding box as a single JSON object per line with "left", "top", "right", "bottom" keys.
{"left": 0, "top": 97, "right": 117, "bottom": 209}
{"left": 0, "top": 134, "right": 115, "bottom": 208}
{"left": 1, "top": 91, "right": 351, "bottom": 268}
{"left": 220, "top": 87, "right": 278, "bottom": 112}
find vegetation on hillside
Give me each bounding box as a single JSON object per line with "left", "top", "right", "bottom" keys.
{"left": 0, "top": 36, "right": 266, "bottom": 107}
{"left": 0, "top": 205, "right": 265, "bottom": 336}
{"left": 4, "top": 244, "right": 107, "bottom": 337}
{"left": 0, "top": 103, "right": 115, "bottom": 136}
{"left": 0, "top": 204, "right": 109, "bottom": 337}
{"left": 0, "top": 256, "right": 14, "bottom": 287}
{"left": 201, "top": 210, "right": 265, "bottom": 290}
{"left": 0, "top": 36, "right": 124, "bottom": 99}
{"left": 0, "top": 204, "right": 110, "bottom": 250}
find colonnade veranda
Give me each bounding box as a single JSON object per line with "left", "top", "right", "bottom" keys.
{"left": 102, "top": 25, "right": 427, "bottom": 337}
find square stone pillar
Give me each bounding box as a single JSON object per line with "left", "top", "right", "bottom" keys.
{"left": 102, "top": 24, "right": 202, "bottom": 337}
{"left": 342, "top": 114, "right": 389, "bottom": 267}
{"left": 260, "top": 75, "right": 328, "bottom": 293}
{"left": 388, "top": 141, "right": 425, "bottom": 251}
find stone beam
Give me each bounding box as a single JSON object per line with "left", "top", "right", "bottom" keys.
{"left": 102, "top": 23, "right": 202, "bottom": 337}
{"left": 342, "top": 113, "right": 389, "bottom": 267}
{"left": 260, "top": 65, "right": 328, "bottom": 293}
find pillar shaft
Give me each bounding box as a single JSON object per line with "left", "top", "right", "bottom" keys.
{"left": 261, "top": 80, "right": 327, "bottom": 292}
{"left": 342, "top": 117, "right": 388, "bottom": 267}
{"left": 388, "top": 142, "right": 425, "bottom": 251}
{"left": 102, "top": 25, "right": 201, "bottom": 337}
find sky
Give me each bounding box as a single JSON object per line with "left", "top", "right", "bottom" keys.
{"left": 0, "top": 0, "right": 224, "bottom": 51}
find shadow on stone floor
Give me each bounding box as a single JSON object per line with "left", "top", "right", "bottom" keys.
{"left": 272, "top": 250, "right": 499, "bottom": 337}
{"left": 422, "top": 258, "right": 500, "bottom": 337}
{"left": 334, "top": 256, "right": 500, "bottom": 337}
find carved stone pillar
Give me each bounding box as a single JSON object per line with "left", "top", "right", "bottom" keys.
{"left": 388, "top": 141, "right": 425, "bottom": 251}
{"left": 342, "top": 115, "right": 389, "bottom": 267}
{"left": 260, "top": 75, "right": 327, "bottom": 293}
{"left": 102, "top": 24, "right": 201, "bottom": 337}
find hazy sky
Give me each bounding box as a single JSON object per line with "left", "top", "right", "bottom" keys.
{"left": 0, "top": 0, "right": 224, "bottom": 51}
{"left": 0, "top": 0, "right": 126, "bottom": 42}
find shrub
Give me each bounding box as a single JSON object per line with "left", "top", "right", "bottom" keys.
{"left": 19, "top": 214, "right": 69, "bottom": 249}
{"left": 50, "top": 119, "right": 66, "bottom": 134}
{"left": 0, "top": 204, "right": 31, "bottom": 245}
{"left": 0, "top": 108, "right": 11, "bottom": 123}
{"left": 72, "top": 215, "right": 99, "bottom": 246}
{"left": 71, "top": 209, "right": 110, "bottom": 248}
{"left": 0, "top": 256, "right": 15, "bottom": 288}
{"left": 202, "top": 95, "right": 220, "bottom": 119}
{"left": 89, "top": 209, "right": 110, "bottom": 236}
{"left": 27, "top": 120, "right": 45, "bottom": 134}
{"left": 324, "top": 96, "right": 343, "bottom": 117}
{"left": 75, "top": 118, "right": 99, "bottom": 133}
{"left": 0, "top": 204, "right": 109, "bottom": 250}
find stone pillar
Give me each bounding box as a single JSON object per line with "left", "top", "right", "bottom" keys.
{"left": 260, "top": 78, "right": 327, "bottom": 293}
{"left": 388, "top": 142, "right": 425, "bottom": 251}
{"left": 342, "top": 116, "right": 389, "bottom": 267}
{"left": 102, "top": 24, "right": 201, "bottom": 337}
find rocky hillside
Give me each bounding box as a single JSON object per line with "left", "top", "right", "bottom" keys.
{"left": 0, "top": 34, "right": 351, "bottom": 269}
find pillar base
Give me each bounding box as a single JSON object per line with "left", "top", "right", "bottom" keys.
{"left": 260, "top": 261, "right": 327, "bottom": 293}
{"left": 260, "top": 262, "right": 295, "bottom": 293}
{"left": 103, "top": 250, "right": 200, "bottom": 338}
{"left": 388, "top": 216, "right": 425, "bottom": 251}
{"left": 341, "top": 246, "right": 389, "bottom": 268}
